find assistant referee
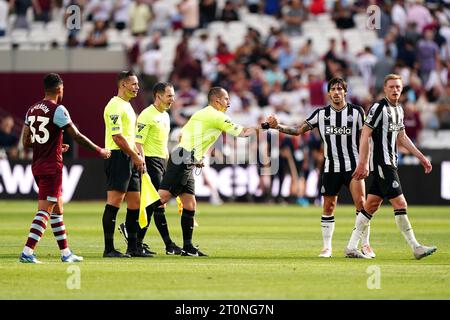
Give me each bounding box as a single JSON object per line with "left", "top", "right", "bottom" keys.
{"left": 102, "top": 71, "right": 149, "bottom": 258}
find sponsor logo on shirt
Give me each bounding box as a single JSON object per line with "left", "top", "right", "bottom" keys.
{"left": 388, "top": 123, "right": 403, "bottom": 132}
{"left": 325, "top": 125, "right": 352, "bottom": 135}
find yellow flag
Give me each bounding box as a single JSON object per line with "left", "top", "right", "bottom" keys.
{"left": 176, "top": 196, "right": 198, "bottom": 227}
{"left": 139, "top": 173, "right": 160, "bottom": 228}
{"left": 176, "top": 196, "right": 183, "bottom": 215}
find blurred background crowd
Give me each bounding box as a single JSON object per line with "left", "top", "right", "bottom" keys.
{"left": 1, "top": 0, "right": 450, "bottom": 204}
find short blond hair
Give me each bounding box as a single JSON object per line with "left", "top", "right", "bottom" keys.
{"left": 384, "top": 74, "right": 402, "bottom": 86}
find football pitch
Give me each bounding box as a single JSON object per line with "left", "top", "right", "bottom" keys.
{"left": 0, "top": 201, "right": 449, "bottom": 300}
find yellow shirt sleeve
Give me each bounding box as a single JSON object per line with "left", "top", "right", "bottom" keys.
{"left": 135, "top": 111, "right": 151, "bottom": 144}
{"left": 217, "top": 113, "right": 243, "bottom": 137}
{"left": 105, "top": 103, "right": 123, "bottom": 136}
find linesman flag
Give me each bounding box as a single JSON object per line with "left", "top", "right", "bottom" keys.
{"left": 139, "top": 173, "right": 160, "bottom": 228}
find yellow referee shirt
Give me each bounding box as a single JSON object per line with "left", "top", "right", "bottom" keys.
{"left": 135, "top": 105, "right": 170, "bottom": 159}
{"left": 178, "top": 105, "right": 243, "bottom": 161}
{"left": 103, "top": 96, "right": 136, "bottom": 150}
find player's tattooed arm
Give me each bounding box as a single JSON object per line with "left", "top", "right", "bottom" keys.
{"left": 22, "top": 125, "right": 32, "bottom": 148}
{"left": 276, "top": 121, "right": 311, "bottom": 136}
{"left": 265, "top": 115, "right": 310, "bottom": 136}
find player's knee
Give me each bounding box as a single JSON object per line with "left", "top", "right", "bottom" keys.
{"left": 366, "top": 200, "right": 382, "bottom": 213}
{"left": 158, "top": 191, "right": 171, "bottom": 204}
{"left": 395, "top": 199, "right": 408, "bottom": 210}
{"left": 183, "top": 199, "right": 196, "bottom": 211}
{"left": 323, "top": 201, "right": 336, "bottom": 214}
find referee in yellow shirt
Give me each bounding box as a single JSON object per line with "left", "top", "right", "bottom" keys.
{"left": 119, "top": 82, "right": 182, "bottom": 255}
{"left": 149, "top": 87, "right": 269, "bottom": 256}
{"left": 102, "top": 71, "right": 151, "bottom": 258}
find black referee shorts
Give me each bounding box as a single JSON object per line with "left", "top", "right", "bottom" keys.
{"left": 320, "top": 171, "right": 353, "bottom": 196}
{"left": 368, "top": 164, "right": 403, "bottom": 200}
{"left": 104, "top": 150, "right": 140, "bottom": 193}
{"left": 145, "top": 156, "right": 166, "bottom": 190}
{"left": 159, "top": 147, "right": 195, "bottom": 196}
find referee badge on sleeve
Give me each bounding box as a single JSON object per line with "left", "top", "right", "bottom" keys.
{"left": 137, "top": 123, "right": 146, "bottom": 132}
{"left": 109, "top": 115, "right": 119, "bottom": 124}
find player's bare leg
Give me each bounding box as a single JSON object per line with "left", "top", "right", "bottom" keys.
{"left": 319, "top": 195, "right": 336, "bottom": 258}
{"left": 389, "top": 195, "right": 437, "bottom": 259}
{"left": 20, "top": 200, "right": 56, "bottom": 263}
{"left": 157, "top": 189, "right": 173, "bottom": 205}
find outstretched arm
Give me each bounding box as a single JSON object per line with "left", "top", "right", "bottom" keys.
{"left": 238, "top": 126, "right": 261, "bottom": 137}
{"left": 397, "top": 130, "right": 432, "bottom": 174}
{"left": 65, "top": 123, "right": 111, "bottom": 159}
{"left": 266, "top": 115, "right": 311, "bottom": 136}
{"left": 276, "top": 122, "right": 311, "bottom": 136}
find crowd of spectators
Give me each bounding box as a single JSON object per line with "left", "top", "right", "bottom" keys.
{"left": 2, "top": 0, "right": 450, "bottom": 204}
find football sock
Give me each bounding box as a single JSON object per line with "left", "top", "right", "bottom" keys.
{"left": 23, "top": 210, "right": 50, "bottom": 255}
{"left": 347, "top": 209, "right": 372, "bottom": 250}
{"left": 50, "top": 213, "right": 70, "bottom": 256}
{"left": 394, "top": 209, "right": 420, "bottom": 249}
{"left": 321, "top": 215, "right": 335, "bottom": 249}
{"left": 150, "top": 199, "right": 163, "bottom": 210}
{"left": 137, "top": 207, "right": 153, "bottom": 244}
{"left": 126, "top": 208, "right": 139, "bottom": 252}
{"left": 358, "top": 210, "right": 371, "bottom": 246}
{"left": 154, "top": 208, "right": 172, "bottom": 246}
{"left": 102, "top": 204, "right": 119, "bottom": 252}
{"left": 181, "top": 208, "right": 195, "bottom": 248}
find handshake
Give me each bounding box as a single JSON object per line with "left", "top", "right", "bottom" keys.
{"left": 260, "top": 115, "right": 279, "bottom": 130}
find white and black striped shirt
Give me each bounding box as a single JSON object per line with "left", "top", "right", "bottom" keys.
{"left": 306, "top": 103, "right": 365, "bottom": 173}
{"left": 365, "top": 98, "right": 405, "bottom": 169}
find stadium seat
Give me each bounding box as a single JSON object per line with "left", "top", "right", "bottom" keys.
{"left": 0, "top": 37, "right": 12, "bottom": 50}
{"left": 10, "top": 29, "right": 28, "bottom": 47}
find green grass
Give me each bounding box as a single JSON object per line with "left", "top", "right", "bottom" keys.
{"left": 0, "top": 201, "right": 449, "bottom": 300}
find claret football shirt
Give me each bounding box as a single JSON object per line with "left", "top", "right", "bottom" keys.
{"left": 25, "top": 99, "right": 72, "bottom": 175}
